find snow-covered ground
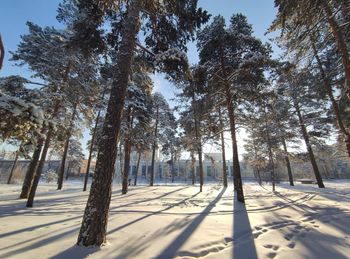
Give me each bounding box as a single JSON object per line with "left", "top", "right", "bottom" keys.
{"left": 0, "top": 180, "right": 349, "bottom": 259}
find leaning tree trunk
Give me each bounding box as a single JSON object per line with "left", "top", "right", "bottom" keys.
{"left": 311, "top": 41, "right": 350, "bottom": 157}
{"left": 282, "top": 138, "right": 294, "bottom": 186}
{"left": 134, "top": 151, "right": 141, "bottom": 186}
{"left": 192, "top": 90, "right": 203, "bottom": 192}
{"left": 77, "top": 0, "right": 142, "bottom": 246}
{"left": 57, "top": 104, "right": 77, "bottom": 190}
{"left": 7, "top": 148, "right": 20, "bottom": 184}
{"left": 294, "top": 101, "right": 325, "bottom": 188}
{"left": 190, "top": 150, "right": 195, "bottom": 185}
{"left": 321, "top": 0, "right": 350, "bottom": 97}
{"left": 26, "top": 127, "right": 54, "bottom": 207}
{"left": 19, "top": 139, "right": 43, "bottom": 198}
{"left": 0, "top": 34, "right": 4, "bottom": 70}
{"left": 150, "top": 105, "right": 159, "bottom": 186}
{"left": 219, "top": 48, "right": 244, "bottom": 202}
{"left": 218, "top": 108, "right": 228, "bottom": 187}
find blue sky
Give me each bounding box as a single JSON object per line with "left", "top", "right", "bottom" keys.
{"left": 0, "top": 0, "right": 280, "bottom": 158}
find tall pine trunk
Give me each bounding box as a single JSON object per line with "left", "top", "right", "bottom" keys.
{"left": 171, "top": 143, "right": 175, "bottom": 183}
{"left": 77, "top": 0, "right": 142, "bottom": 246}
{"left": 122, "top": 109, "right": 133, "bottom": 195}
{"left": 321, "top": 0, "right": 350, "bottom": 96}
{"left": 65, "top": 161, "right": 71, "bottom": 180}
{"left": 134, "top": 151, "right": 141, "bottom": 186}
{"left": 219, "top": 49, "right": 244, "bottom": 202}
{"left": 58, "top": 104, "right": 77, "bottom": 190}
{"left": 83, "top": 111, "right": 101, "bottom": 191}
{"left": 190, "top": 150, "right": 195, "bottom": 185}
{"left": 7, "top": 148, "right": 20, "bottom": 184}
{"left": 311, "top": 41, "right": 350, "bottom": 156}
{"left": 263, "top": 105, "right": 275, "bottom": 191}
{"left": 19, "top": 138, "right": 43, "bottom": 198}
{"left": 26, "top": 128, "right": 54, "bottom": 207}
{"left": 294, "top": 101, "right": 325, "bottom": 188}
{"left": 122, "top": 138, "right": 131, "bottom": 194}
{"left": 282, "top": 138, "right": 294, "bottom": 186}
{"left": 150, "top": 105, "right": 159, "bottom": 186}
{"left": 218, "top": 108, "right": 228, "bottom": 187}
{"left": 192, "top": 90, "right": 203, "bottom": 192}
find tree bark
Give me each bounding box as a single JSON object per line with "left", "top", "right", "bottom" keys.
{"left": 122, "top": 138, "right": 131, "bottom": 194}
{"left": 7, "top": 149, "right": 20, "bottom": 184}
{"left": 311, "top": 41, "right": 350, "bottom": 157}
{"left": 122, "top": 109, "right": 133, "bottom": 195}
{"left": 19, "top": 138, "right": 43, "bottom": 198}
{"left": 282, "top": 138, "right": 294, "bottom": 186}
{"left": 65, "top": 161, "right": 71, "bottom": 180}
{"left": 26, "top": 127, "right": 54, "bottom": 207}
{"left": 83, "top": 113, "right": 101, "bottom": 191}
{"left": 57, "top": 104, "right": 77, "bottom": 190}
{"left": 171, "top": 143, "right": 175, "bottom": 183}
{"left": 263, "top": 105, "right": 275, "bottom": 191}
{"left": 134, "top": 151, "right": 141, "bottom": 186}
{"left": 77, "top": 0, "right": 142, "bottom": 246}
{"left": 190, "top": 150, "right": 195, "bottom": 185}
{"left": 150, "top": 105, "right": 159, "bottom": 186}
{"left": 219, "top": 49, "right": 244, "bottom": 202}
{"left": 294, "top": 101, "right": 325, "bottom": 188}
{"left": 192, "top": 90, "right": 203, "bottom": 192}
{"left": 218, "top": 108, "right": 228, "bottom": 187}
{"left": 0, "top": 34, "right": 4, "bottom": 70}
{"left": 321, "top": 0, "right": 350, "bottom": 97}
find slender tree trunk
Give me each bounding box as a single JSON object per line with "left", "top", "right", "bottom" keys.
{"left": 122, "top": 138, "right": 131, "bottom": 194}
{"left": 263, "top": 106, "right": 275, "bottom": 191}
{"left": 171, "top": 143, "right": 175, "bottom": 183}
{"left": 321, "top": 0, "right": 350, "bottom": 96}
{"left": 77, "top": 0, "right": 142, "bottom": 246}
{"left": 57, "top": 104, "right": 77, "bottom": 190}
{"left": 218, "top": 108, "right": 228, "bottom": 187}
{"left": 19, "top": 138, "right": 44, "bottom": 198}
{"left": 7, "top": 149, "right": 20, "bottom": 184}
{"left": 26, "top": 128, "right": 54, "bottom": 207}
{"left": 134, "top": 151, "right": 141, "bottom": 186}
{"left": 192, "top": 90, "right": 203, "bottom": 192}
{"left": 282, "top": 138, "right": 294, "bottom": 186}
{"left": 251, "top": 137, "right": 262, "bottom": 185}
{"left": 190, "top": 150, "right": 195, "bottom": 185}
{"left": 150, "top": 105, "right": 159, "bottom": 186}
{"left": 0, "top": 34, "right": 4, "bottom": 70}
{"left": 83, "top": 111, "right": 101, "bottom": 191}
{"left": 219, "top": 49, "right": 244, "bottom": 202}
{"left": 65, "top": 161, "right": 71, "bottom": 180}
{"left": 311, "top": 41, "right": 350, "bottom": 156}
{"left": 294, "top": 101, "right": 325, "bottom": 188}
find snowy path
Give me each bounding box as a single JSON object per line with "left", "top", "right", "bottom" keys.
{"left": 0, "top": 181, "right": 349, "bottom": 258}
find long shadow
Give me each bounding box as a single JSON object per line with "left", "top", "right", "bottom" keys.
{"left": 51, "top": 188, "right": 200, "bottom": 259}
{"left": 108, "top": 186, "right": 190, "bottom": 215}
{"left": 155, "top": 187, "right": 227, "bottom": 259}
{"left": 107, "top": 190, "right": 200, "bottom": 235}
{"left": 233, "top": 194, "right": 258, "bottom": 259}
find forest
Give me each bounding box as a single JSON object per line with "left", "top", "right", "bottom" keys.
{"left": 0, "top": 0, "right": 349, "bottom": 258}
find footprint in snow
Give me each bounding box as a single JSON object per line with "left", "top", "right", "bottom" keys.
{"left": 287, "top": 242, "right": 296, "bottom": 249}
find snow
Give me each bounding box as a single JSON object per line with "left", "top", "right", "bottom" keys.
{"left": 0, "top": 180, "right": 349, "bottom": 258}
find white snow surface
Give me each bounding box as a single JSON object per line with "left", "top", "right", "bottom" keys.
{"left": 0, "top": 180, "right": 349, "bottom": 259}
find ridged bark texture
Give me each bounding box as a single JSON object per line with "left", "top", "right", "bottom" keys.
{"left": 77, "top": 0, "right": 142, "bottom": 246}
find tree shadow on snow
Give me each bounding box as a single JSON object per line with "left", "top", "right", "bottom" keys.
{"left": 155, "top": 187, "right": 227, "bottom": 259}
{"left": 232, "top": 194, "right": 258, "bottom": 259}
